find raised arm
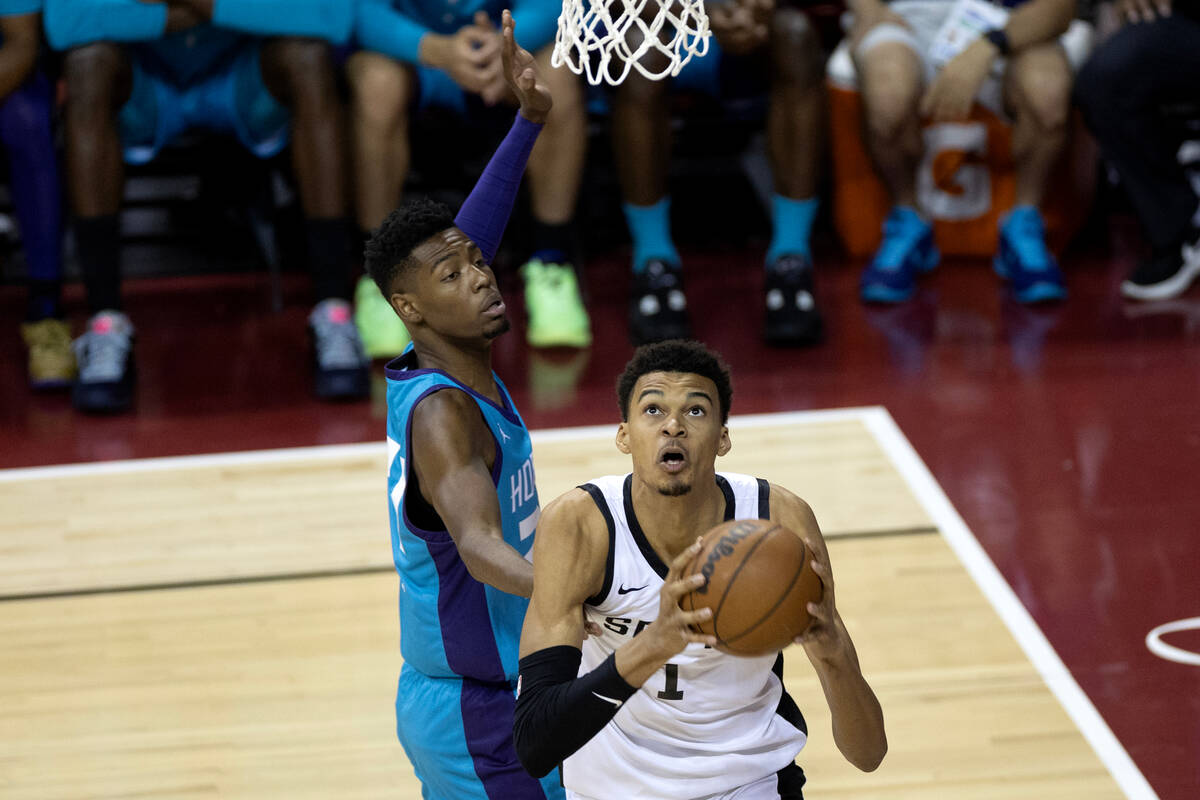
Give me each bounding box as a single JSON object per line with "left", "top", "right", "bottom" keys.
{"left": 513, "top": 492, "right": 714, "bottom": 778}
{"left": 0, "top": 11, "right": 40, "bottom": 99}
{"left": 773, "top": 484, "right": 888, "bottom": 772}
{"left": 453, "top": 10, "right": 551, "bottom": 263}
{"left": 410, "top": 389, "right": 535, "bottom": 597}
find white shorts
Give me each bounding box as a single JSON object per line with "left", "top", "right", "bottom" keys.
{"left": 852, "top": 1, "right": 1093, "bottom": 117}
{"left": 566, "top": 771, "right": 781, "bottom": 800}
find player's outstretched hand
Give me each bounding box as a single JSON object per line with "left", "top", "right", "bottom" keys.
{"left": 644, "top": 538, "right": 717, "bottom": 659}
{"left": 793, "top": 558, "right": 844, "bottom": 661}
{"left": 502, "top": 9, "right": 552, "bottom": 124}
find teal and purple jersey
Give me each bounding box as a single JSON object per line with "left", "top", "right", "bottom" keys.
{"left": 384, "top": 354, "right": 540, "bottom": 682}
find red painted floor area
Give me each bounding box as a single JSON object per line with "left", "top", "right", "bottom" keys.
{"left": 2, "top": 221, "right": 1198, "bottom": 797}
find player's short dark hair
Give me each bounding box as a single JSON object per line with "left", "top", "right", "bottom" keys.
{"left": 364, "top": 198, "right": 456, "bottom": 296}
{"left": 617, "top": 340, "right": 733, "bottom": 424}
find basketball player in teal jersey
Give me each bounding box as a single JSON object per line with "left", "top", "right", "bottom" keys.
{"left": 364, "top": 13, "right": 565, "bottom": 800}
{"left": 514, "top": 341, "right": 887, "bottom": 799}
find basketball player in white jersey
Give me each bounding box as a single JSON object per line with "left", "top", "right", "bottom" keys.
{"left": 513, "top": 340, "right": 886, "bottom": 799}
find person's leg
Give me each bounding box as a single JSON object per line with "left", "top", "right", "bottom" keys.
{"left": 519, "top": 45, "right": 591, "bottom": 348}
{"left": 346, "top": 50, "right": 416, "bottom": 357}
{"left": 63, "top": 42, "right": 138, "bottom": 412}
{"left": 63, "top": 42, "right": 131, "bottom": 316}
{"left": 1, "top": 71, "right": 75, "bottom": 387}
{"left": 347, "top": 51, "right": 416, "bottom": 235}
{"left": 853, "top": 15, "right": 939, "bottom": 302}
{"left": 993, "top": 42, "right": 1072, "bottom": 303}
{"left": 1074, "top": 16, "right": 1200, "bottom": 300}
{"left": 259, "top": 38, "right": 368, "bottom": 399}
{"left": 763, "top": 5, "right": 825, "bottom": 344}
{"left": 611, "top": 38, "right": 689, "bottom": 344}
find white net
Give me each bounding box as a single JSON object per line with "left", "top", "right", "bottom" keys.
{"left": 552, "top": 0, "right": 711, "bottom": 86}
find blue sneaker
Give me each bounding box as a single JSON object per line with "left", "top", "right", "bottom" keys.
{"left": 994, "top": 207, "right": 1067, "bottom": 304}
{"left": 860, "top": 207, "right": 939, "bottom": 303}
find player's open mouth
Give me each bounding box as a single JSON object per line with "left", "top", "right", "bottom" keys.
{"left": 482, "top": 295, "right": 506, "bottom": 317}
{"left": 659, "top": 448, "right": 687, "bottom": 474}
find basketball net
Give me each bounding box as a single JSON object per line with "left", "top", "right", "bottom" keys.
{"left": 552, "top": 0, "right": 711, "bottom": 86}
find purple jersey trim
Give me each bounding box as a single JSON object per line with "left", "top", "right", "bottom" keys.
{"left": 460, "top": 679, "right": 550, "bottom": 799}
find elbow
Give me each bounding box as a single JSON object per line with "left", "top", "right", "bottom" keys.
{"left": 512, "top": 706, "right": 554, "bottom": 779}
{"left": 852, "top": 737, "right": 888, "bottom": 773}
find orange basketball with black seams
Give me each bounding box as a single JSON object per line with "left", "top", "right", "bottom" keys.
{"left": 681, "top": 519, "right": 823, "bottom": 657}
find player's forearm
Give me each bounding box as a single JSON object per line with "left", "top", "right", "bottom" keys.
{"left": 457, "top": 533, "right": 534, "bottom": 597}
{"left": 358, "top": 0, "right": 429, "bottom": 63}
{"left": 612, "top": 625, "right": 680, "bottom": 688}
{"left": 514, "top": 645, "right": 636, "bottom": 777}
{"left": 454, "top": 113, "right": 543, "bottom": 264}
{"left": 1002, "top": 0, "right": 1075, "bottom": 50}
{"left": 809, "top": 641, "right": 887, "bottom": 771}
{"left": 208, "top": 0, "right": 352, "bottom": 43}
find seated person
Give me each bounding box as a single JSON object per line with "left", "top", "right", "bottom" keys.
{"left": 612, "top": 0, "right": 829, "bottom": 346}
{"left": 3, "top": 0, "right": 71, "bottom": 389}
{"left": 349, "top": 0, "right": 591, "bottom": 353}
{"left": 848, "top": 0, "right": 1078, "bottom": 303}
{"left": 45, "top": 0, "right": 364, "bottom": 412}
{"left": 1074, "top": 0, "right": 1200, "bottom": 301}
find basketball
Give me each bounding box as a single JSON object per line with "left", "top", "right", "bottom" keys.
{"left": 681, "top": 519, "right": 823, "bottom": 657}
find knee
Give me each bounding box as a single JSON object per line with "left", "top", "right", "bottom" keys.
{"left": 63, "top": 43, "right": 124, "bottom": 118}
{"left": 769, "top": 8, "right": 822, "bottom": 86}
{"left": 267, "top": 38, "right": 338, "bottom": 108}
{"left": 863, "top": 85, "right": 918, "bottom": 142}
{"left": 349, "top": 54, "right": 413, "bottom": 130}
{"left": 1015, "top": 66, "right": 1072, "bottom": 132}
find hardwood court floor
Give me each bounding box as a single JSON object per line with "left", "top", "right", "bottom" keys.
{"left": 0, "top": 412, "right": 1124, "bottom": 799}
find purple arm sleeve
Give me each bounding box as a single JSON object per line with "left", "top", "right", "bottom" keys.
{"left": 454, "top": 113, "right": 544, "bottom": 265}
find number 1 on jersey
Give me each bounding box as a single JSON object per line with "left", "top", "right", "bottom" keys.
{"left": 657, "top": 663, "right": 684, "bottom": 700}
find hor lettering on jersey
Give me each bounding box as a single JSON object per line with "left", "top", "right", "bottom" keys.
{"left": 510, "top": 457, "right": 537, "bottom": 513}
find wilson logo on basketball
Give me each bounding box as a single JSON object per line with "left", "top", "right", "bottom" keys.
{"left": 695, "top": 521, "right": 759, "bottom": 595}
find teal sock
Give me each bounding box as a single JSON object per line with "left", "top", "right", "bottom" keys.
{"left": 622, "top": 198, "right": 679, "bottom": 273}
{"left": 766, "top": 195, "right": 818, "bottom": 265}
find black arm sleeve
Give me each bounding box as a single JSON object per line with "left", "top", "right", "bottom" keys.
{"left": 513, "top": 645, "right": 638, "bottom": 778}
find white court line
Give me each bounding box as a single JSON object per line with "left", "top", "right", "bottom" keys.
{"left": 0, "top": 406, "right": 1158, "bottom": 797}
{"left": 0, "top": 406, "right": 880, "bottom": 484}
{"left": 861, "top": 406, "right": 1159, "bottom": 800}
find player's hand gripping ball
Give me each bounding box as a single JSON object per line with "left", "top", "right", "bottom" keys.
{"left": 680, "top": 519, "right": 823, "bottom": 656}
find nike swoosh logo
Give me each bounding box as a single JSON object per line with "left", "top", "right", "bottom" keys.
{"left": 591, "top": 691, "right": 624, "bottom": 708}
{"left": 617, "top": 585, "right": 648, "bottom": 595}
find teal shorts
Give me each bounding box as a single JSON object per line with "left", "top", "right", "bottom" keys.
{"left": 395, "top": 663, "right": 564, "bottom": 800}
{"left": 119, "top": 41, "right": 290, "bottom": 166}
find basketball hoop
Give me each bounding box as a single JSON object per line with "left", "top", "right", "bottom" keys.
{"left": 552, "top": 0, "right": 711, "bottom": 86}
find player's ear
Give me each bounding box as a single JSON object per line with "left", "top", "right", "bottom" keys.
{"left": 717, "top": 426, "right": 731, "bottom": 457}
{"left": 615, "top": 422, "right": 631, "bottom": 454}
{"left": 392, "top": 292, "right": 422, "bottom": 326}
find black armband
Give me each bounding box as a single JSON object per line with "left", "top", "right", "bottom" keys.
{"left": 513, "top": 645, "right": 637, "bottom": 778}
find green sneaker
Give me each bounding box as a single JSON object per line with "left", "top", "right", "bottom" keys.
{"left": 354, "top": 274, "right": 410, "bottom": 359}
{"left": 521, "top": 259, "right": 592, "bottom": 348}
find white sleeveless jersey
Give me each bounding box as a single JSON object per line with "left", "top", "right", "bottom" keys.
{"left": 563, "top": 473, "right": 808, "bottom": 800}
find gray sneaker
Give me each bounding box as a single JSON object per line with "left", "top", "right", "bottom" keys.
{"left": 309, "top": 298, "right": 369, "bottom": 400}
{"left": 72, "top": 310, "right": 136, "bottom": 413}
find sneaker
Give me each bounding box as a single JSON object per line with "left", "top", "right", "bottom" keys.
{"left": 860, "top": 207, "right": 939, "bottom": 303}
{"left": 21, "top": 318, "right": 77, "bottom": 390}
{"left": 72, "top": 310, "right": 135, "bottom": 413}
{"left": 1121, "top": 227, "right": 1200, "bottom": 301}
{"left": 521, "top": 259, "right": 592, "bottom": 348}
{"left": 994, "top": 207, "right": 1067, "bottom": 303}
{"left": 354, "top": 274, "right": 410, "bottom": 359}
{"left": 764, "top": 254, "right": 823, "bottom": 346}
{"left": 629, "top": 259, "right": 690, "bottom": 344}
{"left": 310, "top": 298, "right": 370, "bottom": 400}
